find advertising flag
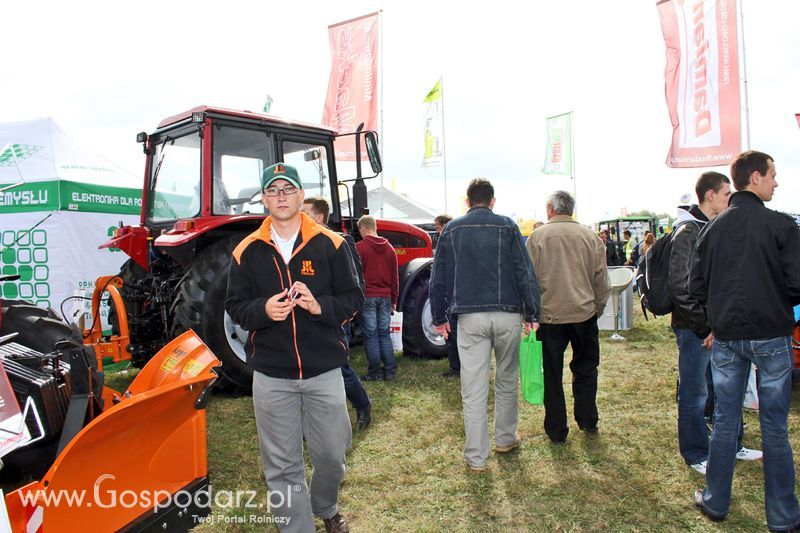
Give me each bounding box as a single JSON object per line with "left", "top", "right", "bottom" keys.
{"left": 542, "top": 113, "right": 572, "bottom": 175}
{"left": 322, "top": 12, "right": 380, "bottom": 161}
{"left": 422, "top": 79, "right": 443, "bottom": 167}
{"left": 657, "top": 0, "right": 741, "bottom": 168}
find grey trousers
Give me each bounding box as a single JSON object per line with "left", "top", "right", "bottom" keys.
{"left": 457, "top": 311, "right": 522, "bottom": 467}
{"left": 252, "top": 368, "right": 352, "bottom": 533}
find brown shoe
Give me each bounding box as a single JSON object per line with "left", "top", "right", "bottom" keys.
{"left": 324, "top": 512, "right": 349, "bottom": 533}
{"left": 495, "top": 431, "right": 522, "bottom": 453}
{"left": 466, "top": 461, "right": 488, "bottom": 473}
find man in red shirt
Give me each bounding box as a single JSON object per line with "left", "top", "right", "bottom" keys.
{"left": 356, "top": 215, "right": 399, "bottom": 380}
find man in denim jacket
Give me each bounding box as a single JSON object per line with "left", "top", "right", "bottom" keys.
{"left": 429, "top": 178, "right": 540, "bottom": 472}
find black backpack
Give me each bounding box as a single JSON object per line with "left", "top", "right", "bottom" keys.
{"left": 634, "top": 222, "right": 695, "bottom": 318}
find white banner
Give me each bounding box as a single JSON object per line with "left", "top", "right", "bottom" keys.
{"left": 0, "top": 211, "right": 137, "bottom": 330}
{"left": 422, "top": 79, "right": 444, "bottom": 167}
{"left": 542, "top": 113, "right": 573, "bottom": 175}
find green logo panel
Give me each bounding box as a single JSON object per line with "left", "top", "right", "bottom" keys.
{"left": 0, "top": 229, "right": 51, "bottom": 307}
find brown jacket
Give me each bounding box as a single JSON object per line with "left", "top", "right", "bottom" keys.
{"left": 526, "top": 215, "right": 611, "bottom": 324}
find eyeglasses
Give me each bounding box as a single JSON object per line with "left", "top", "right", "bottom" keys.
{"left": 263, "top": 185, "right": 299, "bottom": 197}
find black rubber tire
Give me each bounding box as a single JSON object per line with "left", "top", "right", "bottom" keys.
{"left": 172, "top": 235, "right": 253, "bottom": 395}
{"left": 401, "top": 273, "right": 448, "bottom": 359}
{"left": 0, "top": 300, "right": 85, "bottom": 480}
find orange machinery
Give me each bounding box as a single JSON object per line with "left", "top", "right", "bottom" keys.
{"left": 3, "top": 330, "right": 220, "bottom": 532}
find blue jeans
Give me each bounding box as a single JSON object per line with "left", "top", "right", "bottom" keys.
{"left": 341, "top": 322, "right": 370, "bottom": 410}
{"left": 360, "top": 297, "right": 397, "bottom": 378}
{"left": 675, "top": 328, "right": 742, "bottom": 465}
{"left": 700, "top": 337, "right": 800, "bottom": 530}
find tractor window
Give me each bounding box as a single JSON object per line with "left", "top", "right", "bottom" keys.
{"left": 213, "top": 125, "right": 275, "bottom": 215}
{"left": 282, "top": 141, "right": 336, "bottom": 223}
{"left": 149, "top": 133, "right": 201, "bottom": 222}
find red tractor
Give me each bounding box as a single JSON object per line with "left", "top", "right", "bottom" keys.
{"left": 101, "top": 106, "right": 446, "bottom": 393}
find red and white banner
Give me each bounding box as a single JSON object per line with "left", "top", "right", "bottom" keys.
{"left": 322, "top": 12, "right": 380, "bottom": 161}
{"left": 657, "top": 0, "right": 741, "bottom": 168}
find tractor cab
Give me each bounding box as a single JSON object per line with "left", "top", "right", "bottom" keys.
{"left": 596, "top": 216, "right": 657, "bottom": 265}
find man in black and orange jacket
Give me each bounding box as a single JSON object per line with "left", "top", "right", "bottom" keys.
{"left": 225, "top": 162, "right": 362, "bottom": 533}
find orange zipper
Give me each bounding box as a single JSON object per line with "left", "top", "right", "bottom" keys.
{"left": 271, "top": 246, "right": 303, "bottom": 379}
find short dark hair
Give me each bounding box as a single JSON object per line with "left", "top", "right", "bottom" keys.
{"left": 466, "top": 179, "right": 494, "bottom": 207}
{"left": 695, "top": 171, "right": 730, "bottom": 203}
{"left": 434, "top": 214, "right": 452, "bottom": 227}
{"left": 623, "top": 230, "right": 631, "bottom": 238}
{"left": 730, "top": 150, "right": 773, "bottom": 191}
{"left": 303, "top": 197, "right": 330, "bottom": 224}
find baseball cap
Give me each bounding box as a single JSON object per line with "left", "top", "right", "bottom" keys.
{"left": 261, "top": 162, "right": 302, "bottom": 191}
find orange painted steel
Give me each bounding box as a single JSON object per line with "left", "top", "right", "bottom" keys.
{"left": 83, "top": 275, "right": 130, "bottom": 370}
{"left": 4, "top": 330, "right": 220, "bottom": 532}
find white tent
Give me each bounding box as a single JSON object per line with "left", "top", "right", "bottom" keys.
{"left": 0, "top": 118, "right": 141, "bottom": 327}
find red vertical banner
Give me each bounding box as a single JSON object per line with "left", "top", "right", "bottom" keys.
{"left": 657, "top": 0, "right": 741, "bottom": 168}
{"left": 322, "top": 12, "right": 379, "bottom": 161}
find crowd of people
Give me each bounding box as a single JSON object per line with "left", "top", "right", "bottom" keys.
{"left": 224, "top": 150, "right": 800, "bottom": 532}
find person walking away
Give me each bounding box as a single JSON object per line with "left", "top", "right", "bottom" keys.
{"left": 226, "top": 163, "right": 362, "bottom": 533}
{"left": 356, "top": 215, "right": 399, "bottom": 381}
{"left": 301, "top": 196, "right": 371, "bottom": 430}
{"left": 526, "top": 191, "right": 610, "bottom": 443}
{"left": 434, "top": 214, "right": 460, "bottom": 378}
{"left": 430, "top": 178, "right": 540, "bottom": 472}
{"left": 689, "top": 151, "right": 800, "bottom": 530}
{"left": 669, "top": 171, "right": 760, "bottom": 476}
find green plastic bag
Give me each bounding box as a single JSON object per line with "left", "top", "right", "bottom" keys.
{"left": 519, "top": 333, "right": 544, "bottom": 405}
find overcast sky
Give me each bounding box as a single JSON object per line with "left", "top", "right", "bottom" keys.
{"left": 2, "top": 0, "right": 798, "bottom": 224}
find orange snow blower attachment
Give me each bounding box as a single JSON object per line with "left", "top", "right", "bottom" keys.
{"left": 4, "top": 330, "right": 220, "bottom": 533}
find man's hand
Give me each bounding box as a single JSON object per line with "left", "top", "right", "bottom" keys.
{"left": 265, "top": 289, "right": 294, "bottom": 321}
{"left": 524, "top": 321, "right": 540, "bottom": 335}
{"left": 702, "top": 332, "right": 715, "bottom": 350}
{"left": 290, "top": 281, "right": 322, "bottom": 315}
{"left": 434, "top": 321, "right": 451, "bottom": 340}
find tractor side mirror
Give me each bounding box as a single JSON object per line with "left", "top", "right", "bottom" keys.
{"left": 364, "top": 131, "right": 382, "bottom": 174}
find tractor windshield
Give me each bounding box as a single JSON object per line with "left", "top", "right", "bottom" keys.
{"left": 212, "top": 125, "right": 276, "bottom": 216}
{"left": 148, "top": 131, "right": 201, "bottom": 222}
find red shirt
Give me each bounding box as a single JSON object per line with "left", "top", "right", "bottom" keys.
{"left": 356, "top": 234, "right": 399, "bottom": 307}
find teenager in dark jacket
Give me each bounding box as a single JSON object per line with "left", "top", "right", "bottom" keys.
{"left": 225, "top": 163, "right": 361, "bottom": 533}
{"left": 355, "top": 215, "right": 399, "bottom": 381}
{"left": 669, "top": 171, "right": 760, "bottom": 477}
{"left": 689, "top": 151, "right": 800, "bottom": 530}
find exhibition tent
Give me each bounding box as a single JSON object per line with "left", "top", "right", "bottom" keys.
{"left": 0, "top": 118, "right": 141, "bottom": 327}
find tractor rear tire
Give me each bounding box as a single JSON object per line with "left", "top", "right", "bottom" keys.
{"left": 0, "top": 300, "right": 85, "bottom": 480}
{"left": 402, "top": 273, "right": 448, "bottom": 359}
{"left": 172, "top": 235, "right": 253, "bottom": 395}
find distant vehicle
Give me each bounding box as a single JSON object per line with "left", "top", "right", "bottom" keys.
{"left": 596, "top": 216, "right": 657, "bottom": 264}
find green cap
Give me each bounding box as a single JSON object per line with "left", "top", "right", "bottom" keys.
{"left": 261, "top": 162, "right": 302, "bottom": 190}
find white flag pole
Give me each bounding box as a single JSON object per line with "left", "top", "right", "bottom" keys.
{"left": 378, "top": 10, "right": 385, "bottom": 217}
{"left": 737, "top": 0, "right": 750, "bottom": 151}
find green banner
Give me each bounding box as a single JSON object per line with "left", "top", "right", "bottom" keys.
{"left": 60, "top": 180, "right": 141, "bottom": 214}
{"left": 0, "top": 181, "right": 59, "bottom": 212}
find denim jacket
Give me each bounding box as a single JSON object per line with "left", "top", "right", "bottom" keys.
{"left": 429, "top": 206, "right": 540, "bottom": 325}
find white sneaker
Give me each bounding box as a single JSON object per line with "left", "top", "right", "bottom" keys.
{"left": 736, "top": 447, "right": 763, "bottom": 461}
{"left": 690, "top": 461, "right": 707, "bottom": 475}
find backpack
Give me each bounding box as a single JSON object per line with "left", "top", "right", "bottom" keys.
{"left": 634, "top": 221, "right": 696, "bottom": 318}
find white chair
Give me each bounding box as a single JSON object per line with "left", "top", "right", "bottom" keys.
{"left": 607, "top": 268, "right": 634, "bottom": 341}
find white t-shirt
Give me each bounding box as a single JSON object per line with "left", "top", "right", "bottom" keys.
{"left": 271, "top": 225, "right": 299, "bottom": 265}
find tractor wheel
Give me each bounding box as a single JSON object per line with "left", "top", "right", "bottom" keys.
{"left": 172, "top": 235, "right": 253, "bottom": 395}
{"left": 0, "top": 300, "right": 85, "bottom": 479}
{"left": 0, "top": 300, "right": 80, "bottom": 353}
{"left": 402, "top": 272, "right": 448, "bottom": 359}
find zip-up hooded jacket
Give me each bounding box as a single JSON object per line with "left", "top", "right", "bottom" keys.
{"left": 668, "top": 205, "right": 709, "bottom": 338}
{"left": 355, "top": 235, "right": 398, "bottom": 307}
{"left": 689, "top": 191, "right": 800, "bottom": 340}
{"left": 225, "top": 213, "right": 364, "bottom": 379}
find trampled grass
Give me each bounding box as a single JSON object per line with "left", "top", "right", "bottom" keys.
{"left": 187, "top": 307, "right": 800, "bottom": 531}
{"left": 6, "top": 307, "right": 799, "bottom": 531}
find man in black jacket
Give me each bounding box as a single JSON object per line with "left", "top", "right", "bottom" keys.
{"left": 226, "top": 163, "right": 362, "bottom": 533}
{"left": 301, "top": 196, "right": 372, "bottom": 431}
{"left": 689, "top": 151, "right": 800, "bottom": 530}
{"left": 669, "top": 172, "right": 760, "bottom": 476}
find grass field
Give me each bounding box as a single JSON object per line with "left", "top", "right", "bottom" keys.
{"left": 11, "top": 307, "right": 800, "bottom": 531}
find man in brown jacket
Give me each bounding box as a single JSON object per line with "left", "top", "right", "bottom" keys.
{"left": 526, "top": 191, "right": 611, "bottom": 443}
